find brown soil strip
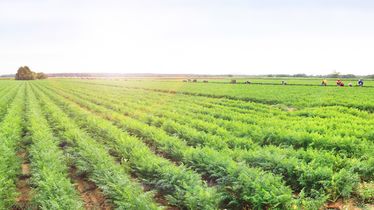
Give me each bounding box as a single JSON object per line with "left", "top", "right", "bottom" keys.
{"left": 109, "top": 149, "right": 180, "bottom": 210}
{"left": 142, "top": 183, "right": 180, "bottom": 210}
{"left": 324, "top": 199, "right": 363, "bottom": 210}
{"left": 13, "top": 149, "right": 32, "bottom": 210}
{"left": 58, "top": 139, "right": 112, "bottom": 210}
{"left": 69, "top": 166, "right": 113, "bottom": 210}
{"left": 154, "top": 193, "right": 180, "bottom": 210}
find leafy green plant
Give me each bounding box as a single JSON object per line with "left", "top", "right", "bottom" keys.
{"left": 0, "top": 84, "right": 25, "bottom": 209}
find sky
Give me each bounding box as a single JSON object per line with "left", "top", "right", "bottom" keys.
{"left": 1, "top": 0, "right": 374, "bottom": 75}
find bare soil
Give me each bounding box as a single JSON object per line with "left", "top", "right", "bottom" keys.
{"left": 13, "top": 150, "right": 32, "bottom": 210}
{"left": 324, "top": 199, "right": 369, "bottom": 210}
{"left": 69, "top": 166, "right": 113, "bottom": 210}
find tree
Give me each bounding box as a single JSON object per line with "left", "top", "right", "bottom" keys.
{"left": 340, "top": 74, "right": 356, "bottom": 78}
{"left": 293, "top": 73, "right": 308, "bottom": 77}
{"left": 15, "top": 66, "right": 47, "bottom": 80}
{"left": 327, "top": 70, "right": 340, "bottom": 78}
{"left": 15, "top": 66, "right": 34, "bottom": 80}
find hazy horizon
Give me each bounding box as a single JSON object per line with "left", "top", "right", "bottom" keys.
{"left": 1, "top": 0, "right": 374, "bottom": 75}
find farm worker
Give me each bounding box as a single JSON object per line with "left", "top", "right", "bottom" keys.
{"left": 340, "top": 82, "right": 344, "bottom": 87}
{"left": 348, "top": 83, "right": 352, "bottom": 87}
{"left": 358, "top": 79, "right": 364, "bottom": 86}
{"left": 321, "top": 79, "right": 327, "bottom": 86}
{"left": 336, "top": 80, "right": 341, "bottom": 86}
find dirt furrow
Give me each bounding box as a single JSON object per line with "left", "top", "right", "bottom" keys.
{"left": 13, "top": 147, "right": 31, "bottom": 210}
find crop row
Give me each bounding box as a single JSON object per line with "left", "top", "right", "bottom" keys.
{"left": 1, "top": 80, "right": 372, "bottom": 209}
{"left": 44, "top": 82, "right": 374, "bottom": 196}
{"left": 32, "top": 83, "right": 221, "bottom": 209}
{"left": 26, "top": 84, "right": 83, "bottom": 208}
{"left": 48, "top": 81, "right": 374, "bottom": 166}
{"left": 30, "top": 85, "right": 163, "bottom": 209}
{"left": 41, "top": 82, "right": 368, "bottom": 201}
{"left": 54, "top": 80, "right": 374, "bottom": 149}
{"left": 35, "top": 82, "right": 308, "bottom": 209}
{"left": 34, "top": 84, "right": 295, "bottom": 209}
{"left": 54, "top": 79, "right": 374, "bottom": 123}
{"left": 0, "top": 83, "right": 23, "bottom": 118}
{"left": 69, "top": 79, "right": 374, "bottom": 112}
{"left": 0, "top": 84, "right": 25, "bottom": 209}
{"left": 35, "top": 80, "right": 374, "bottom": 208}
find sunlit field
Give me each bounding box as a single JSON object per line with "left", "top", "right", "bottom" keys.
{"left": 1, "top": 79, "right": 373, "bottom": 209}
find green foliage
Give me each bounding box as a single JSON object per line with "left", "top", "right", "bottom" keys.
{"left": 0, "top": 84, "right": 25, "bottom": 209}
{"left": 0, "top": 79, "right": 373, "bottom": 209}
{"left": 26, "top": 84, "right": 83, "bottom": 209}
{"left": 48, "top": 80, "right": 371, "bottom": 201}
{"left": 35, "top": 83, "right": 222, "bottom": 209}
{"left": 356, "top": 182, "right": 374, "bottom": 204}
{"left": 329, "top": 169, "right": 359, "bottom": 200}
{"left": 33, "top": 85, "right": 163, "bottom": 210}
{"left": 36, "top": 81, "right": 294, "bottom": 209}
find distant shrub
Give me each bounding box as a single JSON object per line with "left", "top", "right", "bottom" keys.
{"left": 36, "top": 72, "right": 48, "bottom": 79}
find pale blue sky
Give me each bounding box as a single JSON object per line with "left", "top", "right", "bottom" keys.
{"left": 1, "top": 0, "right": 374, "bottom": 75}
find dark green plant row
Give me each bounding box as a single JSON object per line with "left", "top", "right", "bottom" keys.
{"left": 30, "top": 85, "right": 163, "bottom": 209}
{"left": 51, "top": 80, "right": 374, "bottom": 158}
{"left": 0, "top": 84, "right": 25, "bottom": 209}
{"left": 44, "top": 81, "right": 374, "bottom": 203}
{"left": 35, "top": 82, "right": 296, "bottom": 209}
{"left": 45, "top": 82, "right": 367, "bottom": 201}
{"left": 46, "top": 81, "right": 373, "bottom": 178}
{"left": 61, "top": 79, "right": 374, "bottom": 112}
{"left": 33, "top": 84, "right": 220, "bottom": 209}
{"left": 26, "top": 84, "right": 83, "bottom": 209}
{"left": 37, "top": 80, "right": 374, "bottom": 208}
{"left": 0, "top": 83, "right": 22, "bottom": 119}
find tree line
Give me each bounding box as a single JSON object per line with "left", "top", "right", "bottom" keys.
{"left": 15, "top": 66, "right": 47, "bottom": 80}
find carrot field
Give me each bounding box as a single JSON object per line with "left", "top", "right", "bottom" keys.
{"left": 0, "top": 79, "right": 373, "bottom": 210}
